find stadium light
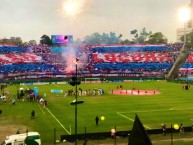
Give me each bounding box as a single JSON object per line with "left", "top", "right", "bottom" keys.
{"left": 178, "top": 7, "right": 191, "bottom": 45}
{"left": 179, "top": 7, "right": 190, "bottom": 22}
{"left": 68, "top": 57, "right": 83, "bottom": 145}
{"left": 74, "top": 58, "right": 79, "bottom": 145}
{"left": 178, "top": 7, "right": 191, "bottom": 82}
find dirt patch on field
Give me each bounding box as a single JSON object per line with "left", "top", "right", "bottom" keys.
{"left": 109, "top": 90, "right": 160, "bottom": 96}
{"left": 0, "top": 125, "right": 29, "bottom": 142}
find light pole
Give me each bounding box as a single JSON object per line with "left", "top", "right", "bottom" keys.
{"left": 179, "top": 7, "right": 191, "bottom": 45}
{"left": 68, "top": 58, "right": 81, "bottom": 145}
{"left": 75, "top": 59, "right": 78, "bottom": 145}
{"left": 179, "top": 7, "right": 191, "bottom": 81}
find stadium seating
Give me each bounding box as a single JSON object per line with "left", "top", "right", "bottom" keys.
{"left": 91, "top": 45, "right": 173, "bottom": 73}
{"left": 0, "top": 45, "right": 55, "bottom": 73}
{"left": 186, "top": 53, "right": 193, "bottom": 63}
{"left": 0, "top": 53, "right": 42, "bottom": 64}
{"left": 94, "top": 62, "right": 171, "bottom": 71}
{"left": 0, "top": 46, "right": 26, "bottom": 53}
{"left": 0, "top": 63, "right": 55, "bottom": 72}
{"left": 1, "top": 43, "right": 193, "bottom": 78}
{"left": 92, "top": 52, "right": 172, "bottom": 63}
{"left": 92, "top": 45, "right": 169, "bottom": 53}
{"left": 178, "top": 53, "right": 193, "bottom": 75}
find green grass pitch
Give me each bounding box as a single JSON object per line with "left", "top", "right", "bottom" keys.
{"left": 1, "top": 80, "right": 193, "bottom": 144}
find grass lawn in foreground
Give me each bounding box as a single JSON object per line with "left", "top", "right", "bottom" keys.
{"left": 1, "top": 80, "right": 193, "bottom": 144}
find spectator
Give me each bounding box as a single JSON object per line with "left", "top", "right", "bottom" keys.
{"left": 95, "top": 116, "right": 99, "bottom": 126}
{"left": 179, "top": 123, "right": 184, "bottom": 135}
{"left": 31, "top": 110, "right": 35, "bottom": 119}
{"left": 12, "top": 98, "right": 16, "bottom": 105}
{"left": 192, "top": 125, "right": 193, "bottom": 133}
{"left": 161, "top": 124, "right": 166, "bottom": 135}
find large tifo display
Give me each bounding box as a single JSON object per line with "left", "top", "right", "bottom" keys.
{"left": 51, "top": 35, "right": 73, "bottom": 44}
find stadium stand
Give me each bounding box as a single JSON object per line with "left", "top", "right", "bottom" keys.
{"left": 1, "top": 42, "right": 193, "bottom": 80}
{"left": 0, "top": 45, "right": 26, "bottom": 53}
{"left": 89, "top": 45, "right": 174, "bottom": 78}
{"left": 91, "top": 45, "right": 168, "bottom": 53}
{"left": 0, "top": 45, "right": 56, "bottom": 73}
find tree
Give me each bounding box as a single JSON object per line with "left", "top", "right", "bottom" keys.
{"left": 101, "top": 33, "right": 109, "bottom": 44}
{"left": 147, "top": 32, "right": 167, "bottom": 44}
{"left": 130, "top": 29, "right": 137, "bottom": 35}
{"left": 83, "top": 32, "right": 122, "bottom": 45}
{"left": 0, "top": 38, "right": 11, "bottom": 44}
{"left": 22, "top": 42, "right": 29, "bottom": 46}
{"left": 40, "top": 35, "right": 52, "bottom": 46}
{"left": 130, "top": 28, "right": 152, "bottom": 44}
{"left": 139, "top": 28, "right": 152, "bottom": 43}
{"left": 83, "top": 32, "right": 102, "bottom": 44}
{"left": 0, "top": 38, "right": 23, "bottom": 46}
{"left": 120, "top": 39, "right": 132, "bottom": 44}
{"left": 28, "top": 40, "right": 37, "bottom": 45}
{"left": 109, "top": 32, "right": 121, "bottom": 44}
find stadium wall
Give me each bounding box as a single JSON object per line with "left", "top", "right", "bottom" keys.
{"left": 61, "top": 126, "right": 193, "bottom": 142}
{"left": 2, "top": 75, "right": 165, "bottom": 85}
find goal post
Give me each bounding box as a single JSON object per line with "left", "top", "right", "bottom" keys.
{"left": 84, "top": 78, "right": 101, "bottom": 83}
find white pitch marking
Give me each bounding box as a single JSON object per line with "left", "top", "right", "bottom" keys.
{"left": 38, "top": 104, "right": 45, "bottom": 115}
{"left": 117, "top": 112, "right": 151, "bottom": 129}
{"left": 118, "top": 107, "right": 193, "bottom": 114}
{"left": 117, "top": 112, "right": 134, "bottom": 121}
{"left": 46, "top": 108, "right": 71, "bottom": 135}
{"left": 169, "top": 107, "right": 176, "bottom": 110}
{"left": 118, "top": 109, "right": 169, "bottom": 114}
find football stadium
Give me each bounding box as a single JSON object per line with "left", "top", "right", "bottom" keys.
{"left": 2, "top": 1, "right": 193, "bottom": 145}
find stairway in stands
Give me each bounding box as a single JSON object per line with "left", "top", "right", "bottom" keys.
{"left": 166, "top": 44, "right": 192, "bottom": 80}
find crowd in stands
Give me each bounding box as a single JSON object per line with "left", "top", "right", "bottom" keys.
{"left": 92, "top": 52, "right": 172, "bottom": 63}
{"left": 26, "top": 44, "right": 51, "bottom": 54}
{"left": 91, "top": 45, "right": 169, "bottom": 53}
{"left": 166, "top": 42, "right": 183, "bottom": 52}
{"left": 0, "top": 45, "right": 26, "bottom": 53}
{"left": 0, "top": 41, "right": 192, "bottom": 79}
{"left": 0, "top": 44, "right": 57, "bottom": 74}
{"left": 88, "top": 45, "right": 174, "bottom": 77}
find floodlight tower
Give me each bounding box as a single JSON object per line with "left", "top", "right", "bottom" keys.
{"left": 166, "top": 6, "right": 191, "bottom": 80}
{"left": 179, "top": 7, "right": 191, "bottom": 81}
{"left": 179, "top": 7, "right": 191, "bottom": 47}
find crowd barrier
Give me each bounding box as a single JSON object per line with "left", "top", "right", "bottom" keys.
{"left": 60, "top": 126, "right": 193, "bottom": 142}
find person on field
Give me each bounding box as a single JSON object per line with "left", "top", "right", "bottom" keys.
{"left": 16, "top": 130, "right": 20, "bottom": 134}
{"left": 179, "top": 123, "right": 184, "bottom": 135}
{"left": 161, "top": 124, "right": 166, "bottom": 135}
{"left": 95, "top": 116, "right": 99, "bottom": 126}
{"left": 184, "top": 82, "right": 190, "bottom": 90}
{"left": 192, "top": 125, "right": 193, "bottom": 133}
{"left": 31, "top": 110, "right": 35, "bottom": 119}
{"left": 12, "top": 98, "right": 16, "bottom": 105}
